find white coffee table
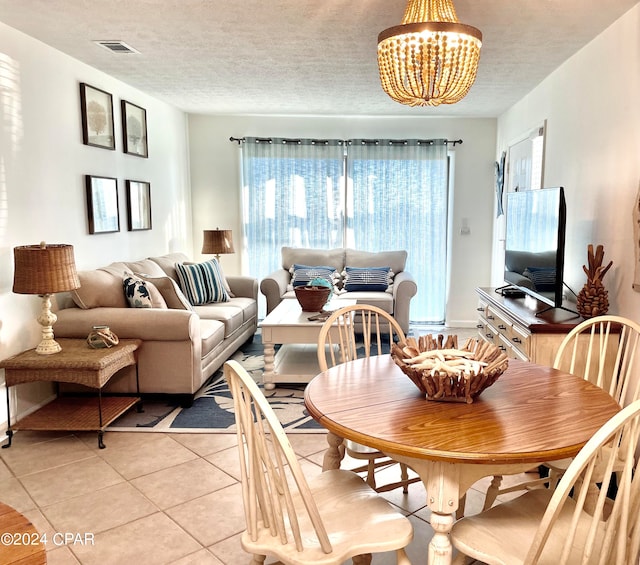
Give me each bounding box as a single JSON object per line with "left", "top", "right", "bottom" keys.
{"left": 259, "top": 298, "right": 356, "bottom": 390}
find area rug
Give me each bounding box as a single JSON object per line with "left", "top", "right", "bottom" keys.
{"left": 108, "top": 325, "right": 461, "bottom": 434}
{"left": 107, "top": 333, "right": 325, "bottom": 433}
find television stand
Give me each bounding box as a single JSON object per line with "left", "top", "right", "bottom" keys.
{"left": 476, "top": 287, "right": 584, "bottom": 366}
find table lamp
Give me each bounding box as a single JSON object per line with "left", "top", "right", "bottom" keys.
{"left": 12, "top": 242, "right": 80, "bottom": 354}
{"left": 202, "top": 228, "right": 234, "bottom": 261}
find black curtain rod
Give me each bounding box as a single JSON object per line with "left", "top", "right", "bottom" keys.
{"left": 229, "top": 136, "right": 463, "bottom": 146}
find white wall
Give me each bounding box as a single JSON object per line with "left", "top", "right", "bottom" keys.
{"left": 495, "top": 4, "right": 640, "bottom": 318}
{"left": 188, "top": 114, "right": 497, "bottom": 325}
{"left": 0, "top": 23, "right": 192, "bottom": 422}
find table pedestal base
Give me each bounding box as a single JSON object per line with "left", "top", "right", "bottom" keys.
{"left": 393, "top": 454, "right": 538, "bottom": 565}
{"left": 322, "top": 432, "right": 537, "bottom": 565}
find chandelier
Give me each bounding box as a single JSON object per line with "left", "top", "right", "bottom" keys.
{"left": 377, "top": 0, "right": 482, "bottom": 107}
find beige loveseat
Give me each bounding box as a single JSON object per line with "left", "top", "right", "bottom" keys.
{"left": 260, "top": 247, "right": 417, "bottom": 333}
{"left": 54, "top": 253, "right": 257, "bottom": 405}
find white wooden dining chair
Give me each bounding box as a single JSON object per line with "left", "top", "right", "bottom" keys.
{"left": 223, "top": 360, "right": 413, "bottom": 565}
{"left": 482, "top": 314, "right": 640, "bottom": 511}
{"left": 316, "top": 304, "right": 420, "bottom": 493}
{"left": 452, "top": 398, "right": 640, "bottom": 565}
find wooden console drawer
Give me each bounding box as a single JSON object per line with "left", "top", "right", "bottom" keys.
{"left": 509, "top": 324, "right": 531, "bottom": 357}
{"left": 476, "top": 300, "right": 489, "bottom": 320}
{"left": 475, "top": 287, "right": 584, "bottom": 366}
{"left": 496, "top": 333, "right": 528, "bottom": 361}
{"left": 486, "top": 306, "right": 512, "bottom": 338}
{"left": 479, "top": 320, "right": 497, "bottom": 344}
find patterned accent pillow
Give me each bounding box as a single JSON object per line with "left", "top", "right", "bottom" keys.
{"left": 175, "top": 259, "right": 230, "bottom": 305}
{"left": 343, "top": 266, "right": 392, "bottom": 292}
{"left": 123, "top": 273, "right": 166, "bottom": 308}
{"left": 290, "top": 264, "right": 339, "bottom": 289}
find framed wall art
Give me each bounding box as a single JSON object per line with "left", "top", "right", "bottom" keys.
{"left": 126, "top": 180, "right": 152, "bottom": 231}
{"left": 85, "top": 175, "right": 120, "bottom": 234}
{"left": 121, "top": 100, "right": 148, "bottom": 157}
{"left": 79, "top": 83, "right": 115, "bottom": 150}
{"left": 506, "top": 121, "right": 546, "bottom": 193}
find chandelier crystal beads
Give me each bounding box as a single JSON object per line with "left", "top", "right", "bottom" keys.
{"left": 378, "top": 0, "right": 482, "bottom": 107}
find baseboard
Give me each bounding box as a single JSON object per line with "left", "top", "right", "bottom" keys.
{"left": 442, "top": 320, "right": 477, "bottom": 329}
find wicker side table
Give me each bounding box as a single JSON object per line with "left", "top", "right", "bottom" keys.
{"left": 0, "top": 338, "right": 142, "bottom": 449}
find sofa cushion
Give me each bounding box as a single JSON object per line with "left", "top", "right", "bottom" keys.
{"left": 102, "top": 259, "right": 166, "bottom": 279}
{"left": 175, "top": 259, "right": 230, "bottom": 305}
{"left": 343, "top": 266, "right": 391, "bottom": 292}
{"left": 344, "top": 249, "right": 407, "bottom": 274}
{"left": 123, "top": 273, "right": 167, "bottom": 309}
{"left": 194, "top": 297, "right": 256, "bottom": 337}
{"left": 194, "top": 302, "right": 244, "bottom": 337}
{"left": 199, "top": 319, "right": 226, "bottom": 357}
{"left": 71, "top": 270, "right": 127, "bottom": 309}
{"left": 227, "top": 296, "right": 258, "bottom": 324}
{"left": 139, "top": 275, "right": 192, "bottom": 310}
{"left": 281, "top": 247, "right": 345, "bottom": 272}
{"left": 148, "top": 253, "right": 190, "bottom": 282}
{"left": 125, "top": 259, "right": 166, "bottom": 278}
{"left": 337, "top": 291, "right": 393, "bottom": 313}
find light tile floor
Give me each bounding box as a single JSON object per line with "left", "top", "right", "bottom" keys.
{"left": 0, "top": 427, "right": 536, "bottom": 565}
{"left": 0, "top": 326, "right": 523, "bottom": 564}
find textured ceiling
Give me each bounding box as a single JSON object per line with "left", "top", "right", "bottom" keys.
{"left": 0, "top": 0, "right": 638, "bottom": 117}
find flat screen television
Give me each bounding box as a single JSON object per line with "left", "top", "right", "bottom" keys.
{"left": 503, "top": 187, "right": 567, "bottom": 313}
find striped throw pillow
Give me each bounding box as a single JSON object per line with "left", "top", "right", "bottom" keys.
{"left": 343, "top": 266, "right": 391, "bottom": 292}
{"left": 290, "top": 264, "right": 339, "bottom": 289}
{"left": 175, "top": 259, "right": 230, "bottom": 305}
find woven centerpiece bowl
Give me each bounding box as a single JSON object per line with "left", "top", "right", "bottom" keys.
{"left": 294, "top": 285, "right": 331, "bottom": 312}
{"left": 391, "top": 334, "right": 509, "bottom": 404}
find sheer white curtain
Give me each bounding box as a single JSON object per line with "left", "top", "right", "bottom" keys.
{"left": 241, "top": 138, "right": 345, "bottom": 286}
{"left": 346, "top": 140, "right": 449, "bottom": 322}
{"left": 240, "top": 137, "right": 449, "bottom": 323}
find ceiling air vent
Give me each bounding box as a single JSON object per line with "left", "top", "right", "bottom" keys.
{"left": 93, "top": 40, "right": 140, "bottom": 54}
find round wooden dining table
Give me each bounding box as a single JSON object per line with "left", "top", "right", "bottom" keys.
{"left": 304, "top": 355, "right": 621, "bottom": 565}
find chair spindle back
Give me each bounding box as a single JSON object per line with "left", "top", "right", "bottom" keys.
{"left": 224, "top": 360, "right": 332, "bottom": 555}
{"left": 317, "top": 304, "right": 405, "bottom": 371}
{"left": 526, "top": 399, "right": 640, "bottom": 565}
{"left": 553, "top": 315, "right": 640, "bottom": 405}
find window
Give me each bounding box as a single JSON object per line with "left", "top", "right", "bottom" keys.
{"left": 240, "top": 138, "right": 450, "bottom": 323}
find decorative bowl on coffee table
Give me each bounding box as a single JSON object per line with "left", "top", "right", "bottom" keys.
{"left": 294, "top": 285, "right": 331, "bottom": 312}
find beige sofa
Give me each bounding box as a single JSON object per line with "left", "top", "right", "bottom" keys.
{"left": 260, "top": 247, "right": 417, "bottom": 333}
{"left": 54, "top": 253, "right": 257, "bottom": 405}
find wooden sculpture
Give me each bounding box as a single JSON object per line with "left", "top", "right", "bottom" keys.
{"left": 576, "top": 244, "right": 613, "bottom": 318}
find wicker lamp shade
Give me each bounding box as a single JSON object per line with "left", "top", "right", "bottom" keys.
{"left": 13, "top": 243, "right": 80, "bottom": 295}
{"left": 377, "top": 0, "right": 482, "bottom": 107}
{"left": 202, "top": 229, "right": 235, "bottom": 258}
